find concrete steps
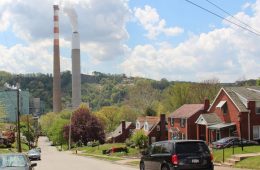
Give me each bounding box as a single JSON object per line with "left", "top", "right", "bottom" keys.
{"left": 222, "top": 152, "right": 260, "bottom": 167}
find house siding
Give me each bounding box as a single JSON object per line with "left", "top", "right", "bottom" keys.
{"left": 207, "top": 89, "right": 260, "bottom": 141}
{"left": 188, "top": 111, "right": 203, "bottom": 139}
{"left": 168, "top": 110, "right": 203, "bottom": 140}
{"left": 248, "top": 101, "right": 260, "bottom": 140}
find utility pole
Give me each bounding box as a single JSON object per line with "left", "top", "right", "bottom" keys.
{"left": 16, "top": 76, "right": 22, "bottom": 153}
{"left": 27, "top": 115, "right": 30, "bottom": 150}
{"left": 68, "top": 112, "right": 72, "bottom": 150}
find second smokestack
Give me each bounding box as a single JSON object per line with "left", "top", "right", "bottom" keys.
{"left": 72, "top": 31, "right": 81, "bottom": 109}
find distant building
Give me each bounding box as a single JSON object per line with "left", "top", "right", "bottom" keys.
{"left": 106, "top": 121, "right": 135, "bottom": 143}
{"left": 196, "top": 86, "right": 260, "bottom": 144}
{"left": 135, "top": 114, "right": 167, "bottom": 144}
{"left": 0, "top": 90, "right": 29, "bottom": 122}
{"left": 29, "top": 98, "right": 45, "bottom": 116}
{"left": 168, "top": 100, "right": 209, "bottom": 140}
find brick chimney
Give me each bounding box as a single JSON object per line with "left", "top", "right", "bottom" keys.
{"left": 204, "top": 99, "right": 210, "bottom": 112}
{"left": 160, "top": 114, "right": 166, "bottom": 141}
{"left": 122, "top": 120, "right": 126, "bottom": 133}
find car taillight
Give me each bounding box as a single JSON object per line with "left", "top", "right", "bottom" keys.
{"left": 172, "top": 154, "right": 178, "bottom": 165}
{"left": 210, "top": 153, "right": 213, "bottom": 162}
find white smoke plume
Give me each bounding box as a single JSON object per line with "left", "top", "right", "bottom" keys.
{"left": 63, "top": 6, "right": 78, "bottom": 32}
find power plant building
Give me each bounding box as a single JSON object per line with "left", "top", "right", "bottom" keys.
{"left": 53, "top": 5, "right": 62, "bottom": 112}
{"left": 71, "top": 32, "right": 81, "bottom": 109}
{"left": 0, "top": 91, "right": 29, "bottom": 122}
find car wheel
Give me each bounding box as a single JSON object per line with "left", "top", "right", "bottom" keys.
{"left": 161, "top": 165, "right": 170, "bottom": 170}
{"left": 140, "top": 162, "right": 145, "bottom": 170}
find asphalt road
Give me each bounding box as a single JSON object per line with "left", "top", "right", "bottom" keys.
{"left": 35, "top": 136, "right": 137, "bottom": 170}
{"left": 34, "top": 136, "right": 251, "bottom": 170}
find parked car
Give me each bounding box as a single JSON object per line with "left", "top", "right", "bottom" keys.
{"left": 140, "top": 140, "right": 213, "bottom": 170}
{"left": 212, "top": 137, "right": 258, "bottom": 149}
{"left": 27, "top": 149, "right": 41, "bottom": 160}
{"left": 212, "top": 137, "right": 239, "bottom": 149}
{"left": 34, "top": 147, "right": 41, "bottom": 153}
{"left": 0, "top": 153, "right": 37, "bottom": 170}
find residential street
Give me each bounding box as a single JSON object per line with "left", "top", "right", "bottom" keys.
{"left": 35, "top": 136, "right": 251, "bottom": 170}
{"left": 35, "top": 136, "right": 137, "bottom": 170}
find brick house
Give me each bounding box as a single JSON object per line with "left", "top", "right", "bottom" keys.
{"left": 106, "top": 121, "right": 135, "bottom": 143}
{"left": 135, "top": 114, "right": 167, "bottom": 144}
{"left": 195, "top": 86, "right": 260, "bottom": 144}
{"left": 168, "top": 101, "right": 209, "bottom": 140}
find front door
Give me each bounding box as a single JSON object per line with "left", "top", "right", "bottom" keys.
{"left": 216, "top": 130, "right": 221, "bottom": 140}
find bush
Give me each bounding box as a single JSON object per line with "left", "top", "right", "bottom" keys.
{"left": 131, "top": 130, "right": 148, "bottom": 149}
{"left": 125, "top": 138, "right": 135, "bottom": 148}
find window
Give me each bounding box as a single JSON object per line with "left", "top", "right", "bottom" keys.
{"left": 152, "top": 144, "right": 161, "bottom": 154}
{"left": 253, "top": 126, "right": 260, "bottom": 139}
{"left": 222, "top": 104, "right": 228, "bottom": 114}
{"left": 151, "top": 137, "right": 156, "bottom": 143}
{"left": 181, "top": 133, "right": 186, "bottom": 140}
{"left": 161, "top": 142, "right": 171, "bottom": 153}
{"left": 216, "top": 101, "right": 228, "bottom": 115}
{"left": 176, "top": 142, "right": 210, "bottom": 154}
{"left": 256, "top": 102, "right": 260, "bottom": 115}
{"left": 157, "top": 125, "right": 160, "bottom": 131}
{"left": 136, "top": 122, "right": 140, "bottom": 129}
{"left": 171, "top": 118, "right": 174, "bottom": 126}
{"left": 180, "top": 118, "right": 185, "bottom": 128}
{"left": 144, "top": 122, "right": 149, "bottom": 131}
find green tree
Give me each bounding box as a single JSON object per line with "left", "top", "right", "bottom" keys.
{"left": 257, "top": 78, "right": 260, "bottom": 86}
{"left": 126, "top": 80, "right": 160, "bottom": 115}
{"left": 95, "top": 106, "right": 122, "bottom": 132}
{"left": 49, "top": 118, "right": 68, "bottom": 147}
{"left": 162, "top": 83, "right": 191, "bottom": 112}
{"left": 131, "top": 130, "right": 148, "bottom": 149}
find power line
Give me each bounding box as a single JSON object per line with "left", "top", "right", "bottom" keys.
{"left": 185, "top": 0, "right": 260, "bottom": 37}
{"left": 206, "top": 0, "right": 260, "bottom": 34}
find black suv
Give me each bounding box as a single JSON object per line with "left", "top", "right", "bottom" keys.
{"left": 140, "top": 140, "right": 213, "bottom": 170}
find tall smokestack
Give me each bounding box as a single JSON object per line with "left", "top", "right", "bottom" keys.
{"left": 53, "top": 5, "right": 62, "bottom": 112}
{"left": 71, "top": 31, "right": 81, "bottom": 109}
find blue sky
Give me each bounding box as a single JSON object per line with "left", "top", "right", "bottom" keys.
{"left": 0, "top": 0, "right": 259, "bottom": 82}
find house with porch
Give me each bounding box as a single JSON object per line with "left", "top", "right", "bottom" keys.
{"left": 168, "top": 100, "right": 209, "bottom": 140}
{"left": 106, "top": 121, "right": 135, "bottom": 143}
{"left": 135, "top": 114, "right": 167, "bottom": 144}
{"left": 195, "top": 86, "right": 260, "bottom": 144}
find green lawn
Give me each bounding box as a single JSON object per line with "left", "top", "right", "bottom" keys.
{"left": 235, "top": 156, "right": 260, "bottom": 169}
{"left": 0, "top": 148, "right": 13, "bottom": 154}
{"left": 212, "top": 146, "right": 260, "bottom": 163}
{"left": 77, "top": 143, "right": 140, "bottom": 161}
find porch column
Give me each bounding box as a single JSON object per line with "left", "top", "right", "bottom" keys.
{"left": 196, "top": 124, "right": 200, "bottom": 140}
{"left": 206, "top": 126, "right": 209, "bottom": 144}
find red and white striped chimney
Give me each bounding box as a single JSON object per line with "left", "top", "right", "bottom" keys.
{"left": 53, "top": 5, "right": 62, "bottom": 113}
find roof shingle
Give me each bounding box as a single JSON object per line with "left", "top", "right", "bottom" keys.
{"left": 169, "top": 104, "right": 204, "bottom": 118}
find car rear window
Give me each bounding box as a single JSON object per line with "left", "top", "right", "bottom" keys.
{"left": 175, "top": 142, "right": 209, "bottom": 154}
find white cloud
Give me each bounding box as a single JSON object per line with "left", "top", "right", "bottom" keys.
{"left": 134, "top": 5, "right": 183, "bottom": 39}
{"left": 0, "top": 0, "right": 130, "bottom": 61}
{"left": 0, "top": 39, "right": 71, "bottom": 74}
{"left": 122, "top": 15, "right": 260, "bottom": 82}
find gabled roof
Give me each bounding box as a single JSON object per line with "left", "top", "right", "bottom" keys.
{"left": 137, "top": 116, "right": 160, "bottom": 127}
{"left": 136, "top": 116, "right": 161, "bottom": 133}
{"left": 231, "top": 87, "right": 260, "bottom": 101}
{"left": 223, "top": 87, "right": 248, "bottom": 112}
{"left": 196, "top": 113, "right": 222, "bottom": 125}
{"left": 169, "top": 104, "right": 204, "bottom": 118}
{"left": 109, "top": 122, "right": 133, "bottom": 138}
{"left": 210, "top": 86, "right": 260, "bottom": 113}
